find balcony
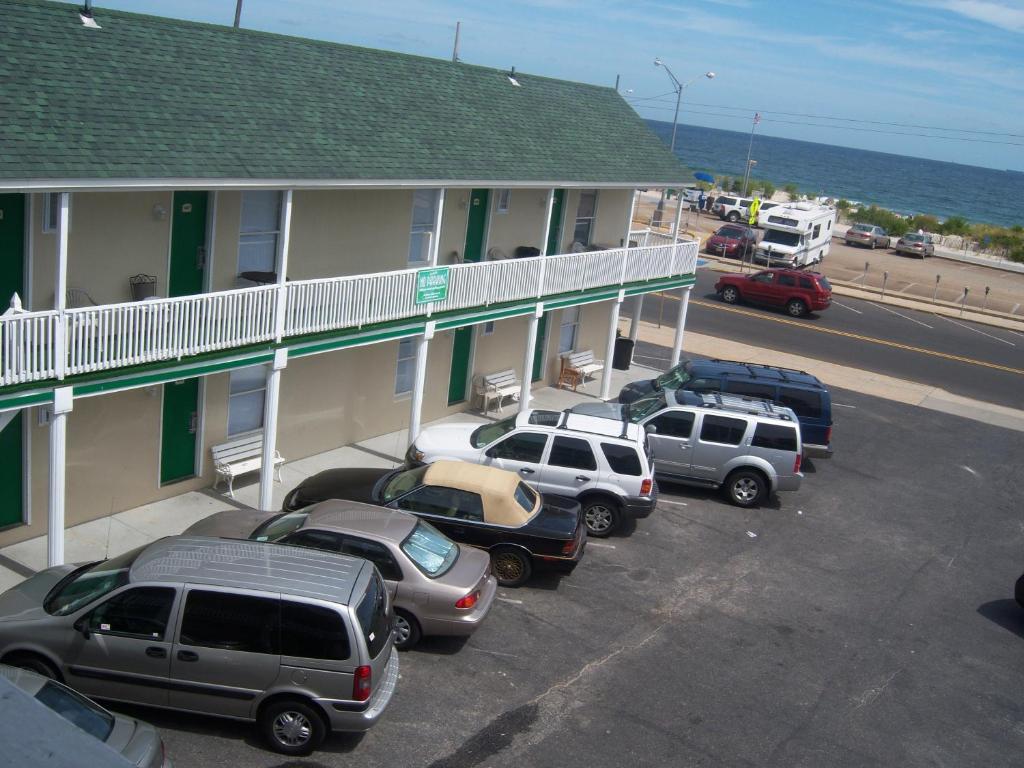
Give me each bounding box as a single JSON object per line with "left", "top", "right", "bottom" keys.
{"left": 1, "top": 236, "right": 697, "bottom": 389}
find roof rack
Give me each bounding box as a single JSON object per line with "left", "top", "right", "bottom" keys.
{"left": 706, "top": 358, "right": 812, "bottom": 381}
{"left": 697, "top": 392, "right": 794, "bottom": 421}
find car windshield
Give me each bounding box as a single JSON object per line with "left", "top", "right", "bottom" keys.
{"left": 717, "top": 227, "right": 744, "bottom": 239}
{"left": 381, "top": 466, "right": 429, "bottom": 503}
{"left": 44, "top": 546, "right": 144, "bottom": 616}
{"left": 655, "top": 364, "right": 691, "bottom": 390}
{"left": 903, "top": 233, "right": 925, "bottom": 242}
{"left": 762, "top": 230, "right": 801, "bottom": 247}
{"left": 627, "top": 393, "right": 667, "bottom": 423}
{"left": 251, "top": 510, "right": 310, "bottom": 542}
{"left": 400, "top": 521, "right": 459, "bottom": 578}
{"left": 470, "top": 416, "right": 517, "bottom": 448}
{"left": 817, "top": 276, "right": 833, "bottom": 291}
{"left": 35, "top": 680, "right": 115, "bottom": 741}
{"left": 851, "top": 224, "right": 872, "bottom": 232}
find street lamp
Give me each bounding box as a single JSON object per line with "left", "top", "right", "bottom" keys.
{"left": 652, "top": 59, "right": 715, "bottom": 226}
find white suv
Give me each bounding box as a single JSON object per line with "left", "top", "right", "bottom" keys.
{"left": 407, "top": 410, "right": 656, "bottom": 537}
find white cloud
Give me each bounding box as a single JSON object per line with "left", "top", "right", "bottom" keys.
{"left": 909, "top": 0, "right": 1024, "bottom": 32}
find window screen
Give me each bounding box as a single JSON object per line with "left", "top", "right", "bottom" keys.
{"left": 394, "top": 338, "right": 417, "bottom": 396}
{"left": 601, "top": 443, "right": 643, "bottom": 476}
{"left": 752, "top": 423, "right": 799, "bottom": 452}
{"left": 699, "top": 415, "right": 747, "bottom": 445}
{"left": 779, "top": 388, "right": 823, "bottom": 419}
{"left": 238, "top": 191, "right": 281, "bottom": 274}
{"left": 180, "top": 591, "right": 280, "bottom": 654}
{"left": 228, "top": 365, "right": 267, "bottom": 436}
{"left": 489, "top": 433, "right": 547, "bottom": 463}
{"left": 548, "top": 436, "right": 597, "bottom": 470}
{"left": 281, "top": 601, "right": 350, "bottom": 660}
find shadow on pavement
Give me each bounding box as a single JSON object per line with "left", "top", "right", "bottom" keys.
{"left": 977, "top": 599, "right": 1024, "bottom": 640}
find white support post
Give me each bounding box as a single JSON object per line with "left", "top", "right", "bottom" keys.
{"left": 258, "top": 348, "right": 288, "bottom": 511}
{"left": 629, "top": 295, "right": 644, "bottom": 342}
{"left": 48, "top": 386, "right": 73, "bottom": 567}
{"left": 670, "top": 286, "right": 692, "bottom": 367}
{"left": 672, "top": 185, "right": 685, "bottom": 241}
{"left": 54, "top": 192, "right": 69, "bottom": 380}
{"left": 600, "top": 291, "right": 625, "bottom": 401}
{"left": 540, "top": 189, "right": 555, "bottom": 256}
{"left": 408, "top": 321, "right": 435, "bottom": 447}
{"left": 273, "top": 190, "right": 293, "bottom": 343}
{"left": 430, "top": 189, "right": 446, "bottom": 267}
{"left": 519, "top": 304, "right": 543, "bottom": 412}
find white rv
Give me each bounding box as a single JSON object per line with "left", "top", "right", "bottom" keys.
{"left": 754, "top": 202, "right": 836, "bottom": 268}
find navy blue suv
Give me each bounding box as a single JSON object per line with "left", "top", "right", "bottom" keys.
{"left": 619, "top": 358, "right": 833, "bottom": 457}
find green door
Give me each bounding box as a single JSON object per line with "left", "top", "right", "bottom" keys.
{"left": 545, "top": 189, "right": 566, "bottom": 256}
{"left": 169, "top": 191, "right": 208, "bottom": 298}
{"left": 448, "top": 189, "right": 490, "bottom": 404}
{"left": 0, "top": 194, "right": 25, "bottom": 527}
{"left": 160, "top": 379, "right": 200, "bottom": 485}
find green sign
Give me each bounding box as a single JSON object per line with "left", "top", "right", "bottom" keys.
{"left": 415, "top": 267, "right": 449, "bottom": 304}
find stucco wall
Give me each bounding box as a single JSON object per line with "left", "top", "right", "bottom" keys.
{"left": 485, "top": 188, "right": 549, "bottom": 257}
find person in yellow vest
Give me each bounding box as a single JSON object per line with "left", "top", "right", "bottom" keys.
{"left": 748, "top": 195, "right": 762, "bottom": 227}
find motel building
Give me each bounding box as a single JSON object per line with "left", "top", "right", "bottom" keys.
{"left": 0, "top": 0, "right": 698, "bottom": 563}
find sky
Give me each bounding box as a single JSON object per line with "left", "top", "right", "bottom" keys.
{"left": 92, "top": 0, "right": 1024, "bottom": 171}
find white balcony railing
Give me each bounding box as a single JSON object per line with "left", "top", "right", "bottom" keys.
{"left": 1, "top": 239, "right": 697, "bottom": 387}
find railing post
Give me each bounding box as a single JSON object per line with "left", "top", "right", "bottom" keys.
{"left": 274, "top": 190, "right": 293, "bottom": 343}
{"left": 258, "top": 348, "right": 287, "bottom": 511}
{"left": 48, "top": 386, "right": 73, "bottom": 567}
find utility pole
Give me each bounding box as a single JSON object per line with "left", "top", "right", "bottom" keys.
{"left": 233, "top": 0, "right": 243, "bottom": 28}
{"left": 452, "top": 22, "right": 461, "bottom": 63}
{"left": 741, "top": 113, "right": 760, "bottom": 197}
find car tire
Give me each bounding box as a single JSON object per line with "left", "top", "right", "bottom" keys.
{"left": 392, "top": 609, "right": 422, "bottom": 651}
{"left": 869, "top": 239, "right": 876, "bottom": 250}
{"left": 724, "top": 469, "right": 766, "bottom": 508}
{"left": 727, "top": 211, "right": 740, "bottom": 223}
{"left": 490, "top": 547, "right": 532, "bottom": 587}
{"left": 259, "top": 698, "right": 327, "bottom": 756}
{"left": 582, "top": 497, "right": 621, "bottom": 538}
{"left": 721, "top": 286, "right": 740, "bottom": 304}
{"left": 786, "top": 298, "right": 808, "bottom": 317}
{"left": 5, "top": 653, "right": 61, "bottom": 682}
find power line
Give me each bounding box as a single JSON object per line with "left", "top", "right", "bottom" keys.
{"left": 625, "top": 95, "right": 1024, "bottom": 139}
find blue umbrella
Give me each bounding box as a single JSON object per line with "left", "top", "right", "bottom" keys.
{"left": 693, "top": 171, "right": 715, "bottom": 183}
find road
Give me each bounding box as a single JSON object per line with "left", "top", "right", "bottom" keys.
{"left": 634, "top": 270, "right": 1024, "bottom": 409}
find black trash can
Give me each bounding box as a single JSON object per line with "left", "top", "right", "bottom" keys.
{"left": 612, "top": 337, "right": 635, "bottom": 370}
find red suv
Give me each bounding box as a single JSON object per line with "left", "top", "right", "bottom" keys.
{"left": 715, "top": 269, "right": 832, "bottom": 317}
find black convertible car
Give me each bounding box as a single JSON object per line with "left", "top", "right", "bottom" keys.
{"left": 283, "top": 461, "right": 585, "bottom": 586}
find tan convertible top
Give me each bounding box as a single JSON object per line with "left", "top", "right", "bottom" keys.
{"left": 423, "top": 461, "right": 539, "bottom": 527}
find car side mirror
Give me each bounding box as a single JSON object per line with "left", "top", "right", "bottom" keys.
{"left": 645, "top": 424, "right": 658, "bottom": 435}
{"left": 73, "top": 618, "right": 91, "bottom": 639}
{"left": 484, "top": 447, "right": 498, "bottom": 459}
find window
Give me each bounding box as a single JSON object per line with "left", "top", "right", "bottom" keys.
{"left": 281, "top": 601, "right": 350, "bottom": 660}
{"left": 515, "top": 482, "right": 538, "bottom": 512}
{"left": 601, "top": 443, "right": 643, "bottom": 476}
{"left": 341, "top": 537, "right": 403, "bottom": 581}
{"left": 572, "top": 190, "right": 598, "bottom": 245}
{"left": 558, "top": 306, "right": 580, "bottom": 354}
{"left": 778, "top": 274, "right": 797, "bottom": 287}
{"left": 44, "top": 546, "right": 144, "bottom": 616}
{"left": 88, "top": 587, "right": 176, "bottom": 640}
{"left": 648, "top": 410, "right": 694, "bottom": 438}
{"left": 488, "top": 433, "right": 547, "bottom": 463}
{"left": 725, "top": 381, "right": 778, "bottom": 401}
{"left": 799, "top": 277, "right": 814, "bottom": 289}
{"left": 42, "top": 192, "right": 69, "bottom": 233}
{"left": 395, "top": 485, "right": 468, "bottom": 518}
{"left": 779, "top": 388, "right": 823, "bottom": 419}
{"left": 238, "top": 191, "right": 281, "bottom": 274}
{"left": 381, "top": 465, "right": 429, "bottom": 502}
{"left": 527, "top": 410, "right": 561, "bottom": 426}
{"left": 35, "top": 681, "right": 114, "bottom": 741}
{"left": 356, "top": 571, "right": 390, "bottom": 659}
{"left": 495, "top": 189, "right": 512, "bottom": 214}
{"left": 180, "top": 591, "right": 280, "bottom": 654}
{"left": 751, "top": 272, "right": 775, "bottom": 283}
{"left": 480, "top": 321, "right": 495, "bottom": 336}
{"left": 699, "top": 415, "right": 747, "bottom": 446}
{"left": 752, "top": 423, "right": 799, "bottom": 452}
{"left": 409, "top": 188, "right": 440, "bottom": 265}
{"left": 812, "top": 224, "right": 821, "bottom": 239}
{"left": 280, "top": 529, "right": 344, "bottom": 553}
{"left": 401, "top": 521, "right": 459, "bottom": 578}
{"left": 395, "top": 338, "right": 417, "bottom": 397}
{"left": 688, "top": 377, "right": 722, "bottom": 394}
{"left": 251, "top": 510, "right": 311, "bottom": 542}
{"left": 549, "top": 436, "right": 597, "bottom": 471}
{"left": 470, "top": 416, "right": 517, "bottom": 448}
{"left": 228, "top": 365, "right": 267, "bottom": 436}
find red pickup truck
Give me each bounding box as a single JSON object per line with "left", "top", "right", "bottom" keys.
{"left": 715, "top": 268, "right": 832, "bottom": 318}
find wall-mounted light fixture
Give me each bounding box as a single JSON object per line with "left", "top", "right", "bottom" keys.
{"left": 152, "top": 204, "right": 168, "bottom": 221}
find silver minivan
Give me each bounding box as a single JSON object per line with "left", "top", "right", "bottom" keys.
{"left": 0, "top": 536, "right": 399, "bottom": 756}
{"left": 628, "top": 391, "right": 803, "bottom": 507}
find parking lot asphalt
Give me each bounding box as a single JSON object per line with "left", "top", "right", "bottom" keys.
{"left": 117, "top": 386, "right": 1024, "bottom": 768}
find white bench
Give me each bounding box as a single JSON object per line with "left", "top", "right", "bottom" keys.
{"left": 560, "top": 350, "right": 604, "bottom": 391}
{"left": 474, "top": 369, "right": 521, "bottom": 416}
{"left": 211, "top": 433, "right": 284, "bottom": 498}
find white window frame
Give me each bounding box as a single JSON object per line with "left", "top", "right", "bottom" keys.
{"left": 558, "top": 305, "right": 580, "bottom": 354}
{"left": 409, "top": 189, "right": 440, "bottom": 266}
{"left": 237, "top": 191, "right": 281, "bottom": 276}
{"left": 227, "top": 365, "right": 268, "bottom": 437}
{"left": 572, "top": 190, "right": 598, "bottom": 246}
{"left": 42, "top": 192, "right": 70, "bottom": 234}
{"left": 495, "top": 189, "right": 511, "bottom": 214}
{"left": 394, "top": 338, "right": 417, "bottom": 397}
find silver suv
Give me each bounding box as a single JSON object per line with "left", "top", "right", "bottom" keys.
{"left": 408, "top": 409, "right": 657, "bottom": 537}
{"left": 0, "top": 536, "right": 399, "bottom": 757}
{"left": 577, "top": 392, "right": 803, "bottom": 507}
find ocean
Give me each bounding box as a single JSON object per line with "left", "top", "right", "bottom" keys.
{"left": 647, "top": 120, "right": 1024, "bottom": 229}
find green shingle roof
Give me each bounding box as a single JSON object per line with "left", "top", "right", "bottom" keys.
{"left": 0, "top": 0, "right": 689, "bottom": 187}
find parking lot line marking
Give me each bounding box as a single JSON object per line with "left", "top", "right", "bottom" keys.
{"left": 833, "top": 402, "right": 857, "bottom": 408}
{"left": 586, "top": 541, "right": 617, "bottom": 549}
{"left": 831, "top": 300, "right": 863, "bottom": 315}
{"left": 468, "top": 645, "right": 520, "bottom": 658}
{"left": 690, "top": 299, "right": 1024, "bottom": 376}
{"left": 1012, "top": 303, "right": 1020, "bottom": 315}
{"left": 497, "top": 597, "right": 524, "bottom": 605}
{"left": 937, "top": 315, "right": 1015, "bottom": 346}
{"left": 901, "top": 283, "right": 918, "bottom": 292}
{"left": 658, "top": 499, "right": 689, "bottom": 507}
{"left": 875, "top": 303, "right": 933, "bottom": 329}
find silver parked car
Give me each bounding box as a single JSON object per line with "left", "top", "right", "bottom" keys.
{"left": 894, "top": 232, "right": 935, "bottom": 257}
{"left": 185, "top": 501, "right": 497, "bottom": 650}
{"left": 844, "top": 223, "right": 890, "bottom": 249}
{"left": 0, "top": 664, "right": 169, "bottom": 767}
{"left": 0, "top": 536, "right": 399, "bottom": 756}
